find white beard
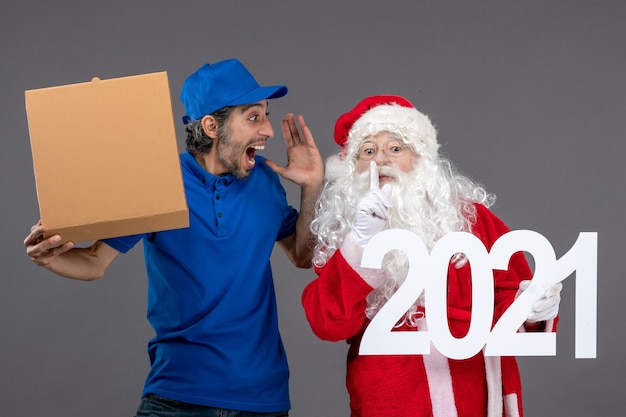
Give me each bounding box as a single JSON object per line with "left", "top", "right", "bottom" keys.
{"left": 312, "top": 153, "right": 492, "bottom": 324}
{"left": 357, "top": 164, "right": 465, "bottom": 324}
{"left": 352, "top": 161, "right": 464, "bottom": 249}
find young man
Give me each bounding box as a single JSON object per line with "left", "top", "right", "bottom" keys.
{"left": 24, "top": 58, "right": 324, "bottom": 416}
{"left": 302, "top": 95, "right": 561, "bottom": 417}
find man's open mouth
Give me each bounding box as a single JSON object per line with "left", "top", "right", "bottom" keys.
{"left": 245, "top": 141, "right": 266, "bottom": 168}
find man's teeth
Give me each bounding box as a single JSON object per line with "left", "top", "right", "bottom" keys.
{"left": 251, "top": 145, "right": 265, "bottom": 150}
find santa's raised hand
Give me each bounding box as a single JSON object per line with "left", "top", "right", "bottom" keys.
{"left": 351, "top": 161, "right": 393, "bottom": 246}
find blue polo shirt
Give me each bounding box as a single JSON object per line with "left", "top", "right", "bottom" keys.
{"left": 103, "top": 151, "right": 298, "bottom": 412}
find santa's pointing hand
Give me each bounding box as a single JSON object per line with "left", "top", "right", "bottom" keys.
{"left": 351, "top": 161, "right": 393, "bottom": 246}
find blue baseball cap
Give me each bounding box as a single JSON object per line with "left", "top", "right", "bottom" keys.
{"left": 180, "top": 58, "right": 288, "bottom": 123}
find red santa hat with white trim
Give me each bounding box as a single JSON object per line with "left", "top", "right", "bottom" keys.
{"left": 334, "top": 95, "right": 439, "bottom": 157}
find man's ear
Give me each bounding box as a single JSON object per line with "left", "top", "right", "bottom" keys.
{"left": 201, "top": 115, "right": 219, "bottom": 139}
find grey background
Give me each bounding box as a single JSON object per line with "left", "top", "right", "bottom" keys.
{"left": 1, "top": 1, "right": 624, "bottom": 416}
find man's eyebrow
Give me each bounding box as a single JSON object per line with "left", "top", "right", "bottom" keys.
{"left": 240, "top": 101, "right": 268, "bottom": 113}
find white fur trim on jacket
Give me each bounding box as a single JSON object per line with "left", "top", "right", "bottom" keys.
{"left": 340, "top": 233, "right": 387, "bottom": 288}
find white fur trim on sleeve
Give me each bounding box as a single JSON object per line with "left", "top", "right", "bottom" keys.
{"left": 340, "top": 233, "right": 387, "bottom": 288}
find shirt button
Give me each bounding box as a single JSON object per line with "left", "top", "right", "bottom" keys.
{"left": 217, "top": 213, "right": 223, "bottom": 218}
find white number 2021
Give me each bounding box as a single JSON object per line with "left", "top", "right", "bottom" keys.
{"left": 359, "top": 230, "right": 597, "bottom": 360}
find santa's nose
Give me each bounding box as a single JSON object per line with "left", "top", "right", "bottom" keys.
{"left": 373, "top": 151, "right": 391, "bottom": 164}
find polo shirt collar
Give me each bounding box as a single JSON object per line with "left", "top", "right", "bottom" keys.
{"left": 182, "top": 151, "right": 237, "bottom": 186}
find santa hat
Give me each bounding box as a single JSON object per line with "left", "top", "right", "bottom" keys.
{"left": 334, "top": 95, "right": 438, "bottom": 156}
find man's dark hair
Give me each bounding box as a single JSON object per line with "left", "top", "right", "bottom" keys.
{"left": 185, "top": 106, "right": 235, "bottom": 156}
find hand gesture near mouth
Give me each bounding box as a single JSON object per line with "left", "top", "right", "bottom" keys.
{"left": 351, "top": 161, "right": 393, "bottom": 245}
{"left": 265, "top": 113, "right": 324, "bottom": 189}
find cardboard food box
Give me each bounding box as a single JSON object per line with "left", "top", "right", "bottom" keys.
{"left": 25, "top": 71, "right": 189, "bottom": 244}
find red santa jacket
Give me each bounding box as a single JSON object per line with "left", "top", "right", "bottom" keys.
{"left": 302, "top": 204, "right": 558, "bottom": 417}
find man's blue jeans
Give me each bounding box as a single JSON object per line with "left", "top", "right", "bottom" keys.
{"left": 134, "top": 395, "right": 289, "bottom": 417}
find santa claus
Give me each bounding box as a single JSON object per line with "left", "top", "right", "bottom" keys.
{"left": 302, "top": 95, "right": 561, "bottom": 417}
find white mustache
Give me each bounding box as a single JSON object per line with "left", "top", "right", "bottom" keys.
{"left": 356, "top": 166, "right": 404, "bottom": 194}
{"left": 377, "top": 165, "right": 400, "bottom": 178}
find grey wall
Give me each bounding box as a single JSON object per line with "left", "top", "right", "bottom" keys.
{"left": 2, "top": 1, "right": 624, "bottom": 416}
